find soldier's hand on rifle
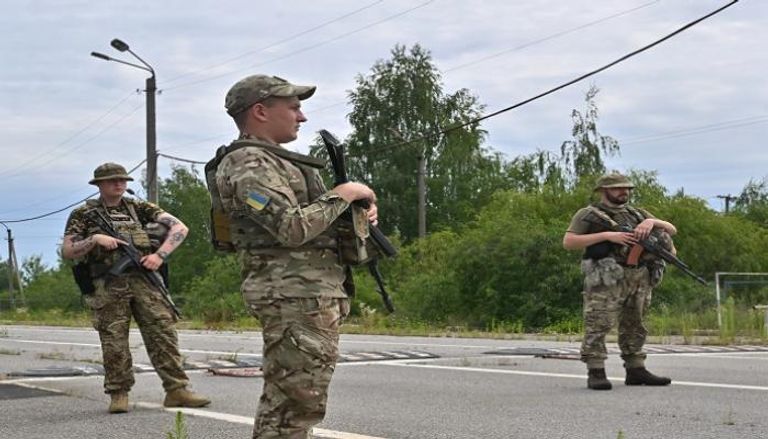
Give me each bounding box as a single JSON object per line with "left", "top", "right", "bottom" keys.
{"left": 606, "top": 231, "right": 638, "bottom": 247}
{"left": 140, "top": 253, "right": 164, "bottom": 271}
{"left": 92, "top": 234, "right": 128, "bottom": 250}
{"left": 633, "top": 219, "right": 655, "bottom": 240}
{"left": 333, "top": 182, "right": 376, "bottom": 204}
{"left": 367, "top": 202, "right": 379, "bottom": 226}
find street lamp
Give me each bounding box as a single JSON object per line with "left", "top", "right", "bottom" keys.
{"left": 91, "top": 38, "right": 158, "bottom": 204}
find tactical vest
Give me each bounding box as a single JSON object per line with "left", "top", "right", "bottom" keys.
{"left": 583, "top": 204, "right": 647, "bottom": 263}
{"left": 83, "top": 198, "right": 153, "bottom": 277}
{"left": 205, "top": 139, "right": 338, "bottom": 252}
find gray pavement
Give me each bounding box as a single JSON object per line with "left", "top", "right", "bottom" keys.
{"left": 1, "top": 325, "right": 766, "bottom": 438}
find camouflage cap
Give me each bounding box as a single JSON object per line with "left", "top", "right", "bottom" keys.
{"left": 88, "top": 162, "right": 134, "bottom": 185}
{"left": 594, "top": 173, "right": 635, "bottom": 191}
{"left": 225, "top": 74, "right": 316, "bottom": 117}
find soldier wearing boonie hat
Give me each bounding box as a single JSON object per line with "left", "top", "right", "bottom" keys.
{"left": 62, "top": 162, "right": 210, "bottom": 413}
{"left": 88, "top": 162, "right": 134, "bottom": 185}
{"left": 208, "top": 75, "right": 379, "bottom": 439}
{"left": 562, "top": 172, "right": 678, "bottom": 391}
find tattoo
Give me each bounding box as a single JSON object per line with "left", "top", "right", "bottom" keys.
{"left": 170, "top": 231, "right": 185, "bottom": 244}
{"left": 157, "top": 214, "right": 181, "bottom": 228}
{"left": 156, "top": 250, "right": 170, "bottom": 260}
{"left": 68, "top": 236, "right": 95, "bottom": 258}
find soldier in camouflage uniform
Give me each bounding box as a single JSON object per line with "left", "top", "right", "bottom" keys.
{"left": 563, "top": 173, "right": 676, "bottom": 390}
{"left": 62, "top": 163, "right": 210, "bottom": 413}
{"left": 211, "top": 74, "right": 377, "bottom": 439}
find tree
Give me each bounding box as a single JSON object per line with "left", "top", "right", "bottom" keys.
{"left": 733, "top": 177, "right": 768, "bottom": 227}
{"left": 21, "top": 254, "right": 48, "bottom": 286}
{"left": 157, "top": 165, "right": 224, "bottom": 299}
{"left": 344, "top": 44, "right": 503, "bottom": 240}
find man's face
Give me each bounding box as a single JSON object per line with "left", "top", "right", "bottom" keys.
{"left": 97, "top": 178, "right": 128, "bottom": 198}
{"left": 603, "top": 187, "right": 632, "bottom": 205}
{"left": 260, "top": 96, "right": 307, "bottom": 144}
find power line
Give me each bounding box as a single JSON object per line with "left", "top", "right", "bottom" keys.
{"left": 444, "top": 0, "right": 661, "bottom": 73}
{"left": 0, "top": 159, "right": 146, "bottom": 224}
{"left": 163, "top": 0, "right": 436, "bottom": 92}
{"left": 162, "top": 1, "right": 385, "bottom": 85}
{"left": 0, "top": 91, "right": 138, "bottom": 178}
{"left": 0, "top": 101, "right": 144, "bottom": 182}
{"left": 367, "top": 0, "right": 741, "bottom": 157}
{"left": 621, "top": 115, "right": 768, "bottom": 145}
{"left": 158, "top": 153, "right": 206, "bottom": 165}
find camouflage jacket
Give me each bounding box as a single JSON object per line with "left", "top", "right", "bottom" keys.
{"left": 215, "top": 137, "right": 350, "bottom": 299}
{"left": 64, "top": 198, "right": 164, "bottom": 274}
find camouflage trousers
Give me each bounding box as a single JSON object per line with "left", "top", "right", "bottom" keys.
{"left": 85, "top": 273, "right": 189, "bottom": 394}
{"left": 580, "top": 258, "right": 658, "bottom": 370}
{"left": 247, "top": 297, "right": 349, "bottom": 439}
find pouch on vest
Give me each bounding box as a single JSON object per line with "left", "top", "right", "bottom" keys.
{"left": 205, "top": 146, "right": 236, "bottom": 252}
{"left": 337, "top": 204, "right": 373, "bottom": 265}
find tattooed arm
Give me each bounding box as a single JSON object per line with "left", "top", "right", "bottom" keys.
{"left": 62, "top": 234, "right": 126, "bottom": 259}
{"left": 140, "top": 212, "right": 189, "bottom": 270}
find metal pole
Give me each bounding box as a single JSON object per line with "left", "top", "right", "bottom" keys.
{"left": 417, "top": 153, "right": 426, "bottom": 238}
{"left": 146, "top": 75, "right": 158, "bottom": 205}
{"left": 715, "top": 272, "right": 722, "bottom": 329}
{"left": 5, "top": 228, "right": 15, "bottom": 309}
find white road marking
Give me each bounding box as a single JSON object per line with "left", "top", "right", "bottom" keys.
{"left": 385, "top": 363, "right": 768, "bottom": 391}
{"left": 134, "top": 402, "right": 389, "bottom": 438}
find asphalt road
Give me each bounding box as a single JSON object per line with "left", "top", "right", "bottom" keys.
{"left": 1, "top": 325, "right": 766, "bottom": 439}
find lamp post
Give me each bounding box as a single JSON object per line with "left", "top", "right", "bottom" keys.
{"left": 91, "top": 38, "right": 158, "bottom": 204}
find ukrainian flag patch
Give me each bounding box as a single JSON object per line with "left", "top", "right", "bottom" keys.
{"left": 246, "top": 191, "right": 270, "bottom": 211}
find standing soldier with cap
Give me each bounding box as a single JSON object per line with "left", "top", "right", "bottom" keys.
{"left": 62, "top": 162, "right": 210, "bottom": 413}
{"left": 562, "top": 173, "right": 676, "bottom": 390}
{"left": 206, "top": 74, "right": 377, "bottom": 439}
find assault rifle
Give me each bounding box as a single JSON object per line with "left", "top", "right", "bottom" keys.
{"left": 87, "top": 208, "right": 182, "bottom": 318}
{"left": 619, "top": 225, "right": 707, "bottom": 286}
{"left": 583, "top": 213, "right": 707, "bottom": 286}
{"left": 319, "top": 129, "right": 397, "bottom": 313}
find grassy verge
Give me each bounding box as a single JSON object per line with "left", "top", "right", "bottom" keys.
{"left": 1, "top": 303, "right": 765, "bottom": 345}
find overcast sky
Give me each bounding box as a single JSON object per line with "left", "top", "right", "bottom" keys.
{"left": 0, "top": 0, "right": 765, "bottom": 267}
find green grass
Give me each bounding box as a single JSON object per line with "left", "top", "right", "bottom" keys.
{"left": 2, "top": 303, "right": 766, "bottom": 345}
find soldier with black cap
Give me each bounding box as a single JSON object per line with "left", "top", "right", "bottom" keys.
{"left": 207, "top": 74, "right": 378, "bottom": 438}
{"left": 62, "top": 162, "right": 210, "bottom": 413}
{"left": 562, "top": 172, "right": 677, "bottom": 390}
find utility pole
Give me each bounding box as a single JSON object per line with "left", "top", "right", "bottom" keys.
{"left": 417, "top": 152, "right": 427, "bottom": 238}
{"left": 91, "top": 38, "right": 158, "bottom": 204}
{"left": 717, "top": 194, "right": 738, "bottom": 214}
{"left": 0, "top": 221, "right": 24, "bottom": 309}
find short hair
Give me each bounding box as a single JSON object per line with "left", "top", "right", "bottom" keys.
{"left": 233, "top": 97, "right": 281, "bottom": 131}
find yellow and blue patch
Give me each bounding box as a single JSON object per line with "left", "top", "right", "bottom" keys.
{"left": 246, "top": 191, "right": 270, "bottom": 211}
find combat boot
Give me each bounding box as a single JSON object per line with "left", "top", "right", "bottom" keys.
{"left": 163, "top": 387, "right": 211, "bottom": 408}
{"left": 587, "top": 368, "right": 612, "bottom": 390}
{"left": 108, "top": 392, "right": 129, "bottom": 413}
{"left": 625, "top": 367, "right": 671, "bottom": 386}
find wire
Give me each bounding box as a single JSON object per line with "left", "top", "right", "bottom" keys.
{"left": 0, "top": 159, "right": 146, "bottom": 224}
{"left": 163, "top": 0, "right": 436, "bottom": 92}
{"left": 162, "top": 1, "right": 385, "bottom": 85}
{"left": 158, "top": 153, "right": 206, "bottom": 165}
{"left": 367, "top": 0, "right": 741, "bottom": 156}
{"left": 622, "top": 115, "right": 768, "bottom": 145}
{"left": 0, "top": 102, "right": 144, "bottom": 182}
{"left": 0, "top": 92, "right": 137, "bottom": 178}
{"left": 445, "top": 0, "right": 661, "bottom": 73}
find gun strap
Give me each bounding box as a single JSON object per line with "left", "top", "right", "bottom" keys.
{"left": 207, "top": 139, "right": 326, "bottom": 172}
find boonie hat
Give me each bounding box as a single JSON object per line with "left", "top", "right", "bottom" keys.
{"left": 225, "top": 74, "right": 316, "bottom": 117}
{"left": 594, "top": 173, "right": 635, "bottom": 191}
{"left": 89, "top": 162, "right": 134, "bottom": 185}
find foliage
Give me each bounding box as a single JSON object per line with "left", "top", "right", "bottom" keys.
{"left": 342, "top": 44, "right": 505, "bottom": 240}
{"left": 182, "top": 254, "right": 245, "bottom": 323}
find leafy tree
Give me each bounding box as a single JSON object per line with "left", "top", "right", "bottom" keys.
{"left": 733, "top": 177, "right": 768, "bottom": 227}
{"left": 21, "top": 254, "right": 48, "bottom": 286}
{"left": 157, "top": 165, "right": 223, "bottom": 299}
{"left": 343, "top": 44, "right": 503, "bottom": 239}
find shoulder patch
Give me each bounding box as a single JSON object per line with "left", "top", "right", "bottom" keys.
{"left": 246, "top": 191, "right": 270, "bottom": 211}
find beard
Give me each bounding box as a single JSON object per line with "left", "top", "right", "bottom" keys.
{"left": 605, "top": 192, "right": 629, "bottom": 205}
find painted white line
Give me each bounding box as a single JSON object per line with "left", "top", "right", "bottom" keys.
{"left": 385, "top": 363, "right": 768, "bottom": 392}
{"left": 669, "top": 353, "right": 768, "bottom": 361}
{"left": 135, "top": 402, "right": 388, "bottom": 438}
{"left": 0, "top": 339, "right": 102, "bottom": 348}
{"left": 0, "top": 338, "right": 263, "bottom": 358}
